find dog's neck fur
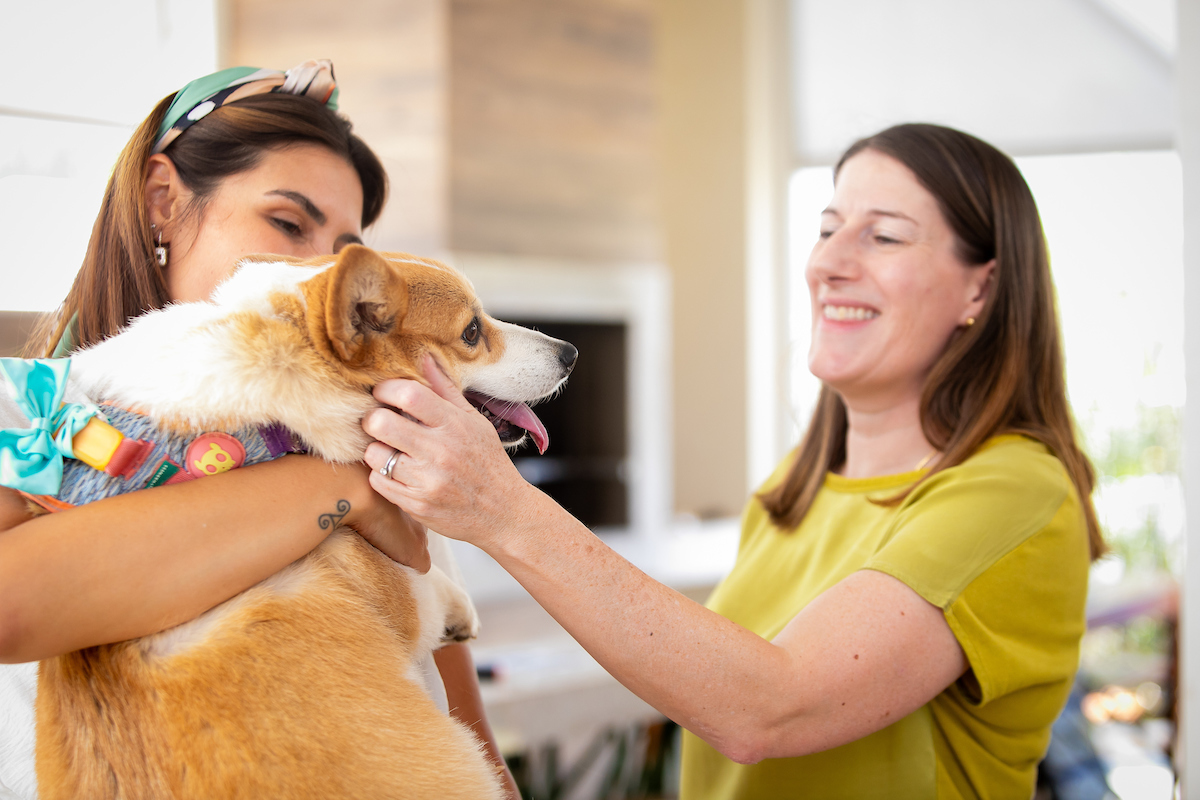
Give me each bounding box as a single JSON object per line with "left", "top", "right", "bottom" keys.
{"left": 68, "top": 261, "right": 375, "bottom": 464}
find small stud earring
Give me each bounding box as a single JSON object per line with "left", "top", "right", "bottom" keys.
{"left": 965, "top": 317, "right": 976, "bottom": 327}
{"left": 151, "top": 224, "right": 169, "bottom": 268}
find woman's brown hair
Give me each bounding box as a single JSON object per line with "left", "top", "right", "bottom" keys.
{"left": 757, "top": 123, "right": 1105, "bottom": 559}
{"left": 28, "top": 92, "right": 388, "bottom": 356}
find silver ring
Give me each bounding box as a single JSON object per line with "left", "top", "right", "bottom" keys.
{"left": 380, "top": 449, "right": 402, "bottom": 480}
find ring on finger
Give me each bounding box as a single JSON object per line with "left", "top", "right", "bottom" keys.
{"left": 381, "top": 449, "right": 403, "bottom": 480}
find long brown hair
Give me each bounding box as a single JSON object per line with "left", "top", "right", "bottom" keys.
{"left": 758, "top": 123, "right": 1104, "bottom": 559}
{"left": 28, "top": 92, "right": 387, "bottom": 356}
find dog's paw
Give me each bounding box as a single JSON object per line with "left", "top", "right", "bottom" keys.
{"left": 425, "top": 562, "right": 481, "bottom": 645}
{"left": 441, "top": 619, "right": 478, "bottom": 644}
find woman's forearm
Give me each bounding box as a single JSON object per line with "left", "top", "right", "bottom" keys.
{"left": 452, "top": 491, "right": 963, "bottom": 765}
{"left": 374, "top": 465, "right": 968, "bottom": 763}
{"left": 397, "top": 464, "right": 967, "bottom": 764}
{"left": 0, "top": 456, "right": 370, "bottom": 663}
{"left": 466, "top": 486, "right": 801, "bottom": 763}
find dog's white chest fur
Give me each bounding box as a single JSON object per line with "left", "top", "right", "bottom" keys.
{"left": 68, "top": 261, "right": 371, "bottom": 464}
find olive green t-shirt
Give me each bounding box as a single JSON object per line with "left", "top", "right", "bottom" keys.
{"left": 680, "top": 435, "right": 1090, "bottom": 799}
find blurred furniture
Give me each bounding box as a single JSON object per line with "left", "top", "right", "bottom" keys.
{"left": 0, "top": 312, "right": 38, "bottom": 357}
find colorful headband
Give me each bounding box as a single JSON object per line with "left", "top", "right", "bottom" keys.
{"left": 152, "top": 58, "right": 339, "bottom": 154}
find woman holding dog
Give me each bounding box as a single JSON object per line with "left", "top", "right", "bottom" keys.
{"left": 363, "top": 123, "right": 1101, "bottom": 798}
{"left": 0, "top": 61, "right": 517, "bottom": 798}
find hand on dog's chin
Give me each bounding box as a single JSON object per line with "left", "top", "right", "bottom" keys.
{"left": 420, "top": 354, "right": 474, "bottom": 414}
{"left": 365, "top": 358, "right": 539, "bottom": 552}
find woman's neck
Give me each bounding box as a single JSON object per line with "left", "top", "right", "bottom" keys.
{"left": 839, "top": 393, "right": 936, "bottom": 479}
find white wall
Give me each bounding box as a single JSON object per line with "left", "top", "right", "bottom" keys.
{"left": 1179, "top": 0, "right": 1200, "bottom": 788}
{"left": 0, "top": 1, "right": 217, "bottom": 312}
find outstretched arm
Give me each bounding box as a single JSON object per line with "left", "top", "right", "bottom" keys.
{"left": 362, "top": 359, "right": 967, "bottom": 763}
{"left": 0, "top": 455, "right": 428, "bottom": 664}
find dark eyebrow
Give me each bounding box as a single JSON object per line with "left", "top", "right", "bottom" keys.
{"left": 267, "top": 190, "right": 326, "bottom": 226}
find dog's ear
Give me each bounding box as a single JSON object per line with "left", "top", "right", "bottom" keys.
{"left": 324, "top": 245, "right": 408, "bottom": 365}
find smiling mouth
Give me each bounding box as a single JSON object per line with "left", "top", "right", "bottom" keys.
{"left": 823, "top": 305, "right": 880, "bottom": 321}
{"left": 464, "top": 391, "right": 550, "bottom": 454}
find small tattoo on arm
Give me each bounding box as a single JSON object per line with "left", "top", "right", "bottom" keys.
{"left": 318, "top": 499, "right": 351, "bottom": 530}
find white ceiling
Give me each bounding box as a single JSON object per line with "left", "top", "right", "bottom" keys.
{"left": 790, "top": 0, "right": 1176, "bottom": 163}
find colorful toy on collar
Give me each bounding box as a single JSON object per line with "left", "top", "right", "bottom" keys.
{"left": 0, "top": 357, "right": 305, "bottom": 512}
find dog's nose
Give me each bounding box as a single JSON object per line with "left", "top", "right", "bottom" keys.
{"left": 558, "top": 342, "right": 578, "bottom": 371}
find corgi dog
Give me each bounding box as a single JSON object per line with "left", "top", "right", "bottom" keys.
{"left": 30, "top": 245, "right": 576, "bottom": 799}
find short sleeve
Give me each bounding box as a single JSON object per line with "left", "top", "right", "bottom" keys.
{"left": 864, "top": 438, "right": 1069, "bottom": 608}
{"left": 864, "top": 437, "right": 1090, "bottom": 705}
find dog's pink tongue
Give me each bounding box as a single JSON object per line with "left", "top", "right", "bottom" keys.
{"left": 465, "top": 392, "right": 550, "bottom": 454}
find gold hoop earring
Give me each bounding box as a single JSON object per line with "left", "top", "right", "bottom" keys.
{"left": 151, "top": 224, "right": 169, "bottom": 268}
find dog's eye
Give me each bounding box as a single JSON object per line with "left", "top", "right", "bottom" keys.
{"left": 462, "top": 318, "right": 481, "bottom": 346}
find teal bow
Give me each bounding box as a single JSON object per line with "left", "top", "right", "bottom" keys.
{"left": 0, "top": 358, "right": 97, "bottom": 495}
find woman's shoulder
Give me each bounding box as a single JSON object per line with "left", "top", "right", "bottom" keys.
{"left": 960, "top": 432, "right": 1069, "bottom": 476}
{"left": 903, "top": 432, "right": 1080, "bottom": 551}
{"left": 872, "top": 434, "right": 1086, "bottom": 608}
{"left": 916, "top": 433, "right": 1074, "bottom": 512}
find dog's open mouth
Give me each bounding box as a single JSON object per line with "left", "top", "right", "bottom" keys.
{"left": 464, "top": 391, "right": 550, "bottom": 454}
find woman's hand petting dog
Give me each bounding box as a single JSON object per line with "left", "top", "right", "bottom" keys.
{"left": 362, "top": 356, "right": 543, "bottom": 554}
{"left": 339, "top": 462, "right": 431, "bottom": 573}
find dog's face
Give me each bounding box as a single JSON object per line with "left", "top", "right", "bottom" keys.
{"left": 298, "top": 245, "right": 576, "bottom": 453}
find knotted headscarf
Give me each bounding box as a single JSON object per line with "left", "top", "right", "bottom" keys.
{"left": 152, "top": 58, "right": 339, "bottom": 153}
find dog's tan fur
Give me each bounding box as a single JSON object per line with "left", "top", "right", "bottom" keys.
{"left": 31, "top": 246, "right": 572, "bottom": 799}
{"left": 37, "top": 533, "right": 499, "bottom": 800}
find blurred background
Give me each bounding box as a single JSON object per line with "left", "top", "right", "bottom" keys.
{"left": 1, "top": 2, "right": 1197, "bottom": 798}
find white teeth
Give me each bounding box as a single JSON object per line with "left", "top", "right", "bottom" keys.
{"left": 823, "top": 305, "right": 879, "bottom": 321}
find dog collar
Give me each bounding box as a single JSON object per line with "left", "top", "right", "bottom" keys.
{"left": 40, "top": 407, "right": 305, "bottom": 512}
{"left": 7, "top": 405, "right": 306, "bottom": 515}
{"left": 1, "top": 358, "right": 309, "bottom": 512}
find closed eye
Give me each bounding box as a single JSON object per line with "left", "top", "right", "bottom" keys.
{"left": 272, "top": 218, "right": 304, "bottom": 238}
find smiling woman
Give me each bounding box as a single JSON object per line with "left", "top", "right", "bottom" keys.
{"left": 763, "top": 127, "right": 1102, "bottom": 554}
{"left": 358, "top": 122, "right": 1101, "bottom": 800}
{"left": 805, "top": 150, "right": 995, "bottom": 464}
